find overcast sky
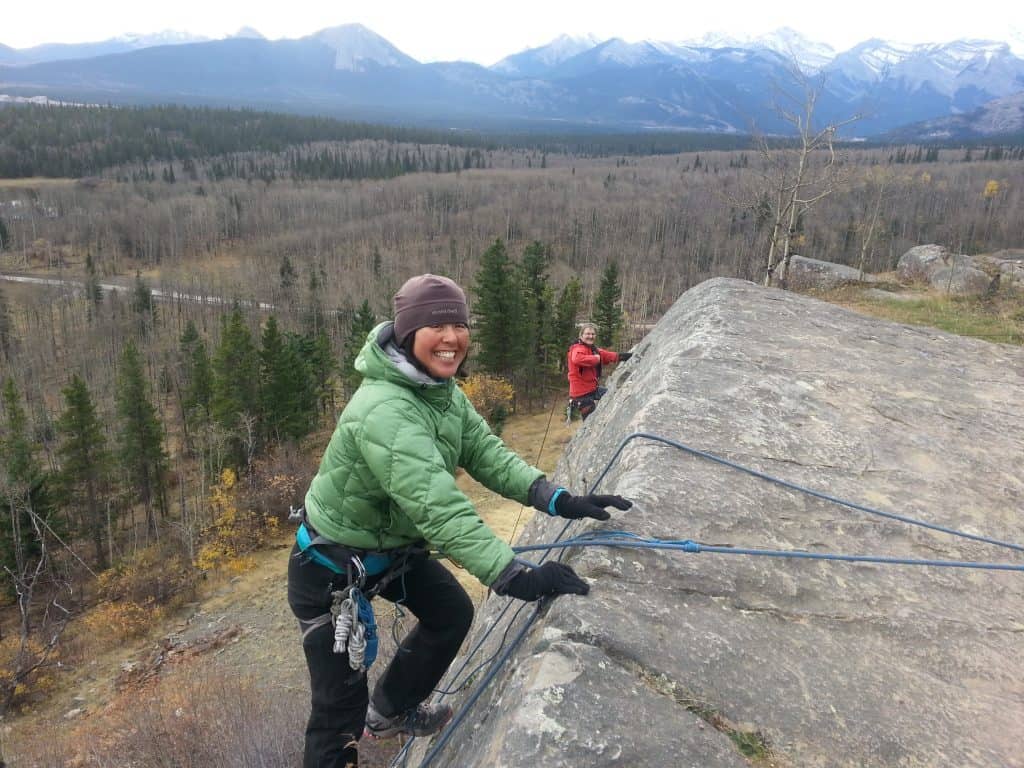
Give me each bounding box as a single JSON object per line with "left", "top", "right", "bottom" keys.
{"left": 6, "top": 0, "right": 1024, "bottom": 62}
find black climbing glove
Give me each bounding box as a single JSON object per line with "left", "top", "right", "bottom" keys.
{"left": 617, "top": 351, "right": 632, "bottom": 362}
{"left": 553, "top": 492, "right": 633, "bottom": 521}
{"left": 503, "top": 561, "right": 589, "bottom": 601}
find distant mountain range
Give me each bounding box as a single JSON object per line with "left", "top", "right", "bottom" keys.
{"left": 1, "top": 24, "right": 1023, "bottom": 138}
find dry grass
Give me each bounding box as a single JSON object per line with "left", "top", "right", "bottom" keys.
{"left": 0, "top": 177, "right": 78, "bottom": 189}
{"left": 819, "top": 284, "right": 1024, "bottom": 345}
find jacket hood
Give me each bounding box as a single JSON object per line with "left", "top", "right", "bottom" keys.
{"left": 355, "top": 321, "right": 455, "bottom": 405}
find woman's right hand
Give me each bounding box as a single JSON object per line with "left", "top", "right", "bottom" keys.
{"left": 502, "top": 561, "right": 589, "bottom": 601}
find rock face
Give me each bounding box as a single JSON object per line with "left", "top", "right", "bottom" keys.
{"left": 416, "top": 278, "right": 1024, "bottom": 768}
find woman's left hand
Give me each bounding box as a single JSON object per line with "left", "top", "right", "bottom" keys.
{"left": 554, "top": 492, "right": 633, "bottom": 521}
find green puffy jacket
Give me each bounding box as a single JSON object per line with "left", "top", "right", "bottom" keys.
{"left": 304, "top": 323, "right": 543, "bottom": 586}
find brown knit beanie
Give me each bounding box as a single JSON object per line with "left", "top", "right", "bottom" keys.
{"left": 392, "top": 274, "right": 469, "bottom": 345}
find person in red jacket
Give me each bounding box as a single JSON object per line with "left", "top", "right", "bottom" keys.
{"left": 567, "top": 323, "right": 631, "bottom": 420}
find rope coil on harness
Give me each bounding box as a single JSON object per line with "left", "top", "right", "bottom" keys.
{"left": 331, "top": 586, "right": 375, "bottom": 670}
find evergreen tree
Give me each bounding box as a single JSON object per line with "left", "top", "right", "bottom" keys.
{"left": 279, "top": 255, "right": 298, "bottom": 294}
{"left": 115, "top": 341, "right": 167, "bottom": 537}
{"left": 551, "top": 278, "right": 583, "bottom": 369}
{"left": 0, "top": 284, "right": 12, "bottom": 361}
{"left": 179, "top": 321, "right": 213, "bottom": 426}
{"left": 517, "top": 241, "right": 553, "bottom": 396}
{"left": 84, "top": 253, "right": 103, "bottom": 320}
{"left": 259, "top": 316, "right": 317, "bottom": 442}
{"left": 130, "top": 270, "right": 156, "bottom": 334}
{"left": 0, "top": 378, "right": 56, "bottom": 601}
{"left": 211, "top": 307, "right": 260, "bottom": 468}
{"left": 0, "top": 216, "right": 10, "bottom": 251}
{"left": 593, "top": 261, "right": 624, "bottom": 349}
{"left": 472, "top": 239, "right": 523, "bottom": 378}
{"left": 56, "top": 375, "right": 112, "bottom": 570}
{"left": 341, "top": 300, "right": 376, "bottom": 395}
{"left": 307, "top": 329, "right": 336, "bottom": 412}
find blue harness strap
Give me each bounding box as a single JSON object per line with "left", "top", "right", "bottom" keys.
{"left": 295, "top": 522, "right": 399, "bottom": 577}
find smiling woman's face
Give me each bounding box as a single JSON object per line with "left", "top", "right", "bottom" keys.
{"left": 412, "top": 323, "right": 470, "bottom": 378}
{"left": 580, "top": 326, "right": 597, "bottom": 344}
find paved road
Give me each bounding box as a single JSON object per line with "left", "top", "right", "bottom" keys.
{"left": 0, "top": 271, "right": 276, "bottom": 310}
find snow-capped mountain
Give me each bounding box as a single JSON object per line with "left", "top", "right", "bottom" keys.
{"left": 747, "top": 28, "right": 836, "bottom": 73}
{"left": 2, "top": 25, "right": 1022, "bottom": 137}
{"left": 114, "top": 30, "right": 210, "bottom": 48}
{"left": 0, "top": 30, "right": 209, "bottom": 65}
{"left": 311, "top": 24, "right": 417, "bottom": 71}
{"left": 491, "top": 34, "right": 602, "bottom": 77}
{"left": 231, "top": 27, "right": 266, "bottom": 40}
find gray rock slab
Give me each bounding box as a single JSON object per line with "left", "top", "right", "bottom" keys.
{"left": 929, "top": 263, "right": 994, "bottom": 296}
{"left": 786, "top": 254, "right": 876, "bottom": 289}
{"left": 415, "top": 278, "right": 1024, "bottom": 768}
{"left": 861, "top": 288, "right": 924, "bottom": 302}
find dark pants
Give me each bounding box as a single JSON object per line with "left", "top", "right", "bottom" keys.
{"left": 573, "top": 386, "right": 607, "bottom": 420}
{"left": 287, "top": 544, "right": 474, "bottom": 768}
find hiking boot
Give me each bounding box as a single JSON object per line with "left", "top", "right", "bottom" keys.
{"left": 364, "top": 701, "right": 453, "bottom": 740}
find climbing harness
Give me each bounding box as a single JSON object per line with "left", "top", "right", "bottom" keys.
{"left": 293, "top": 510, "right": 427, "bottom": 673}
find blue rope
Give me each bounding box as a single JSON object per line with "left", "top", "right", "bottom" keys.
{"left": 416, "top": 598, "right": 550, "bottom": 768}
{"left": 403, "top": 430, "right": 1023, "bottom": 767}
{"left": 592, "top": 432, "right": 1024, "bottom": 554}
{"left": 514, "top": 534, "right": 1024, "bottom": 572}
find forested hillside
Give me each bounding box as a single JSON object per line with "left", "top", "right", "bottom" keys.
{"left": 0, "top": 101, "right": 1022, "bottom": 755}
{"left": 0, "top": 103, "right": 755, "bottom": 179}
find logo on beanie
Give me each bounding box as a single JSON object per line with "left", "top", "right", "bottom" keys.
{"left": 431, "top": 307, "right": 461, "bottom": 316}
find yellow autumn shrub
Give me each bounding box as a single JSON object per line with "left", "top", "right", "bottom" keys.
{"left": 0, "top": 634, "right": 60, "bottom": 711}
{"left": 195, "top": 468, "right": 279, "bottom": 574}
{"left": 460, "top": 373, "right": 515, "bottom": 434}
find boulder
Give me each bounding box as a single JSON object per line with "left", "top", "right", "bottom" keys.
{"left": 896, "top": 244, "right": 951, "bottom": 282}
{"left": 977, "top": 250, "right": 1024, "bottom": 291}
{"left": 417, "top": 278, "right": 1024, "bottom": 768}
{"left": 784, "top": 255, "right": 876, "bottom": 290}
{"left": 929, "top": 262, "right": 994, "bottom": 296}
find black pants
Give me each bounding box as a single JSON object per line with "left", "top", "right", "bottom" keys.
{"left": 573, "top": 385, "right": 607, "bottom": 420}
{"left": 287, "top": 544, "right": 474, "bottom": 768}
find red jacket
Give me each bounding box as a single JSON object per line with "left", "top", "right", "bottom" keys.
{"left": 567, "top": 342, "right": 620, "bottom": 398}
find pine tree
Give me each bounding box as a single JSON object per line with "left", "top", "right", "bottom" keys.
{"left": 306, "top": 329, "right": 336, "bottom": 412}
{"left": 472, "top": 239, "right": 523, "bottom": 378}
{"left": 84, "top": 253, "right": 103, "bottom": 320}
{"left": 130, "top": 270, "right": 156, "bottom": 335}
{"left": 179, "top": 320, "right": 213, "bottom": 432}
{"left": 260, "top": 316, "right": 317, "bottom": 442}
{"left": 115, "top": 341, "right": 167, "bottom": 537}
{"left": 593, "top": 261, "right": 624, "bottom": 349}
{"left": 0, "top": 284, "right": 13, "bottom": 361}
{"left": 0, "top": 378, "right": 55, "bottom": 602}
{"left": 56, "top": 375, "right": 112, "bottom": 570}
{"left": 551, "top": 278, "right": 583, "bottom": 370}
{"left": 341, "top": 300, "right": 376, "bottom": 395}
{"left": 211, "top": 307, "right": 260, "bottom": 468}
{"left": 0, "top": 216, "right": 10, "bottom": 251}
{"left": 517, "top": 241, "right": 552, "bottom": 397}
{"left": 279, "top": 255, "right": 298, "bottom": 294}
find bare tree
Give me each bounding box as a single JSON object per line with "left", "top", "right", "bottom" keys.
{"left": 856, "top": 168, "right": 892, "bottom": 279}
{"left": 750, "top": 68, "right": 860, "bottom": 286}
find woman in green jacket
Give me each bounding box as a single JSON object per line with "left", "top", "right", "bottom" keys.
{"left": 287, "top": 274, "right": 630, "bottom": 767}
